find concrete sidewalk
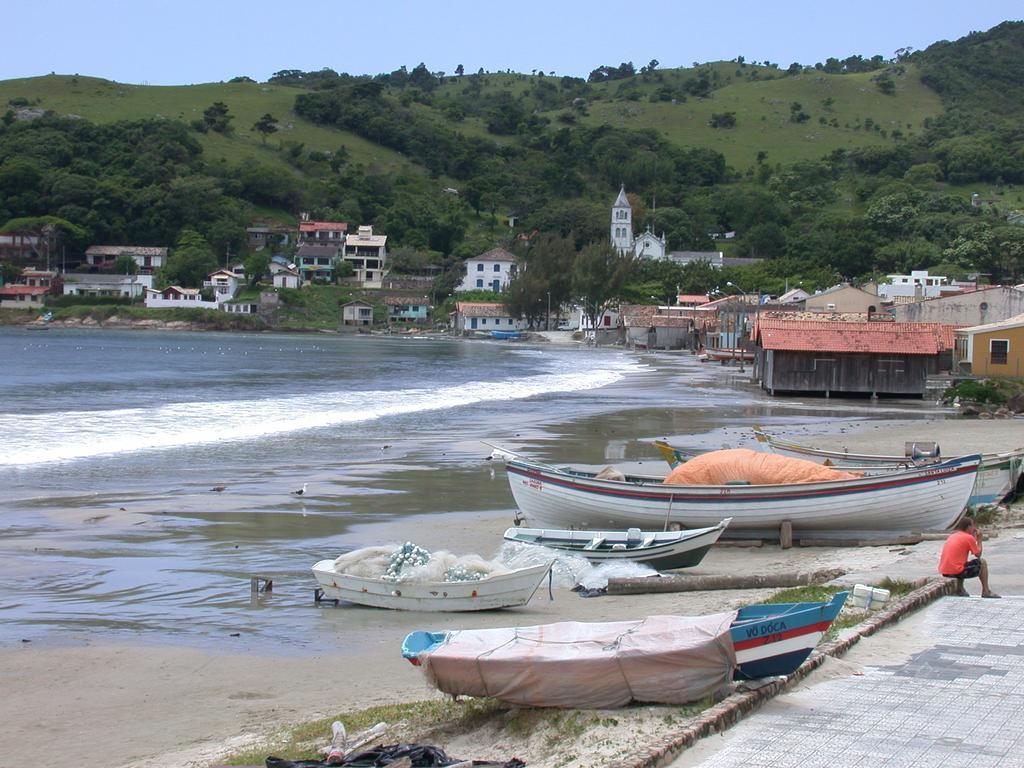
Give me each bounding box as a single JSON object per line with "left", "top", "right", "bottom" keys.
{"left": 672, "top": 584, "right": 1024, "bottom": 766}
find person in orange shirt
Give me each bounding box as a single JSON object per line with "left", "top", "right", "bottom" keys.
{"left": 938, "top": 517, "right": 1000, "bottom": 598}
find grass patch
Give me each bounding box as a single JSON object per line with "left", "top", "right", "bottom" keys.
{"left": 968, "top": 505, "right": 1002, "bottom": 526}
{"left": 761, "top": 579, "right": 916, "bottom": 635}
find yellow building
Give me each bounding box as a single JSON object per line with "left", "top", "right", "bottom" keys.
{"left": 954, "top": 313, "right": 1024, "bottom": 377}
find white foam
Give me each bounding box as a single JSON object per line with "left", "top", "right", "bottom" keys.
{"left": 1, "top": 356, "right": 644, "bottom": 467}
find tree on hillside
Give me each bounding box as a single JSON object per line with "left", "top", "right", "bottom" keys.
{"left": 0, "top": 215, "right": 87, "bottom": 267}
{"left": 252, "top": 113, "right": 278, "bottom": 144}
{"left": 244, "top": 250, "right": 269, "bottom": 287}
{"left": 455, "top": 64, "right": 465, "bottom": 77}
{"left": 203, "top": 102, "right": 234, "bottom": 134}
{"left": 572, "top": 242, "right": 637, "bottom": 342}
{"left": 160, "top": 229, "right": 217, "bottom": 288}
{"left": 111, "top": 253, "right": 139, "bottom": 275}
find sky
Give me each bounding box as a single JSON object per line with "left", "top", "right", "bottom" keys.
{"left": 3, "top": 1, "right": 1022, "bottom": 85}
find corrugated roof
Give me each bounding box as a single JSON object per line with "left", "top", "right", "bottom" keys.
{"left": 85, "top": 245, "right": 168, "bottom": 257}
{"left": 456, "top": 301, "right": 512, "bottom": 317}
{"left": 383, "top": 295, "right": 429, "bottom": 306}
{"left": 472, "top": 247, "right": 518, "bottom": 263}
{"left": 956, "top": 312, "right": 1024, "bottom": 335}
{"left": 755, "top": 319, "right": 943, "bottom": 355}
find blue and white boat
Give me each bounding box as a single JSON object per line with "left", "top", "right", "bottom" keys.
{"left": 401, "top": 592, "right": 848, "bottom": 707}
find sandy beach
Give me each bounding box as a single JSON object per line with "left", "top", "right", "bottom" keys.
{"left": 3, "top": 413, "right": 1021, "bottom": 768}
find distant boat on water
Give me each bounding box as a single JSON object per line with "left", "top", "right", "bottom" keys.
{"left": 490, "top": 330, "right": 522, "bottom": 340}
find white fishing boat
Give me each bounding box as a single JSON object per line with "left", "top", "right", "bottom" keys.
{"left": 311, "top": 559, "right": 553, "bottom": 612}
{"left": 753, "top": 428, "right": 1023, "bottom": 506}
{"left": 497, "top": 450, "right": 981, "bottom": 538}
{"left": 503, "top": 519, "right": 731, "bottom": 570}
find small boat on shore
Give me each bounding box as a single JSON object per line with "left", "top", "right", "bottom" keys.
{"left": 490, "top": 330, "right": 522, "bottom": 340}
{"left": 753, "top": 427, "right": 1024, "bottom": 505}
{"left": 401, "top": 592, "right": 848, "bottom": 707}
{"left": 703, "top": 347, "right": 755, "bottom": 363}
{"left": 496, "top": 448, "right": 980, "bottom": 538}
{"left": 311, "top": 559, "right": 553, "bottom": 612}
{"left": 502, "top": 518, "right": 731, "bottom": 570}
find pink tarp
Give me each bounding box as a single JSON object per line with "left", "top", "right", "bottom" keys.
{"left": 420, "top": 612, "right": 738, "bottom": 708}
{"left": 664, "top": 448, "right": 863, "bottom": 486}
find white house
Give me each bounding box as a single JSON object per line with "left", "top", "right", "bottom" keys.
{"left": 878, "top": 270, "right": 948, "bottom": 300}
{"left": 457, "top": 247, "right": 520, "bottom": 292}
{"left": 144, "top": 286, "right": 219, "bottom": 310}
{"left": 341, "top": 299, "right": 374, "bottom": 326}
{"left": 298, "top": 219, "right": 347, "bottom": 244}
{"left": 777, "top": 287, "right": 811, "bottom": 304}
{"left": 203, "top": 269, "right": 241, "bottom": 303}
{"left": 451, "top": 301, "right": 526, "bottom": 332}
{"left": 63, "top": 273, "right": 148, "bottom": 299}
{"left": 273, "top": 268, "right": 301, "bottom": 289}
{"left": 341, "top": 225, "right": 387, "bottom": 288}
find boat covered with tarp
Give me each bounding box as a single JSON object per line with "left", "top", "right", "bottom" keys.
{"left": 401, "top": 592, "right": 847, "bottom": 708}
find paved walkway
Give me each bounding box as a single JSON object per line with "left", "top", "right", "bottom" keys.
{"left": 671, "top": 595, "right": 1024, "bottom": 767}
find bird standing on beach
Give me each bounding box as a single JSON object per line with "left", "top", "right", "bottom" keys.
{"left": 211, "top": 485, "right": 226, "bottom": 492}
{"left": 292, "top": 483, "right": 308, "bottom": 496}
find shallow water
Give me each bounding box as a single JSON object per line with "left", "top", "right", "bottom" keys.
{"left": 0, "top": 328, "right": 943, "bottom": 652}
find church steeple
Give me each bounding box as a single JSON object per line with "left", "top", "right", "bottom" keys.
{"left": 611, "top": 184, "right": 633, "bottom": 254}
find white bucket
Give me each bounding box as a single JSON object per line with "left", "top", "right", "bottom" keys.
{"left": 850, "top": 583, "right": 890, "bottom": 610}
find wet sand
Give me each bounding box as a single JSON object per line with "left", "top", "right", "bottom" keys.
{"left": 3, "top": 380, "right": 1022, "bottom": 767}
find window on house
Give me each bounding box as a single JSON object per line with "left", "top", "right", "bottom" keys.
{"left": 481, "top": 318, "right": 487, "bottom": 325}
{"left": 493, "top": 264, "right": 500, "bottom": 272}
{"left": 476, "top": 279, "right": 483, "bottom": 288}
{"left": 991, "top": 339, "right": 1009, "bottom": 365}
{"left": 980, "top": 302, "right": 989, "bottom": 311}
{"left": 477, "top": 263, "right": 484, "bottom": 272}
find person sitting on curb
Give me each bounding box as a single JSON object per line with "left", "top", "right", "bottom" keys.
{"left": 938, "top": 517, "right": 1000, "bottom": 598}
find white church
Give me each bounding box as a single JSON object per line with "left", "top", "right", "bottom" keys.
{"left": 611, "top": 185, "right": 667, "bottom": 260}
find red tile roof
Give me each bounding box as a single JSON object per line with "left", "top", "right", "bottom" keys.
{"left": 299, "top": 221, "right": 348, "bottom": 232}
{"left": 0, "top": 285, "right": 49, "bottom": 296}
{"left": 677, "top": 294, "right": 710, "bottom": 304}
{"left": 755, "top": 319, "right": 946, "bottom": 355}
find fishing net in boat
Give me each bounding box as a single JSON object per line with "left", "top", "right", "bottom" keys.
{"left": 331, "top": 543, "right": 511, "bottom": 583}
{"left": 664, "top": 448, "right": 863, "bottom": 486}
{"left": 420, "top": 612, "right": 738, "bottom": 708}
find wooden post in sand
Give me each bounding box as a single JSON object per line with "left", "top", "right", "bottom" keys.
{"left": 780, "top": 520, "right": 793, "bottom": 550}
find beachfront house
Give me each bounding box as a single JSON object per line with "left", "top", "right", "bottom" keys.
{"left": 341, "top": 225, "right": 387, "bottom": 288}
{"left": 954, "top": 313, "right": 1024, "bottom": 377}
{"left": 384, "top": 295, "right": 430, "bottom": 324}
{"left": 85, "top": 246, "right": 167, "bottom": 275}
{"left": 63, "top": 273, "right": 146, "bottom": 299}
{"left": 450, "top": 301, "right": 526, "bottom": 332}
{"left": 144, "top": 286, "right": 219, "bottom": 310}
{"left": 456, "top": 247, "right": 519, "bottom": 293}
{"left": 0, "top": 284, "right": 49, "bottom": 308}
{"left": 341, "top": 299, "right": 374, "bottom": 326}
{"left": 754, "top": 318, "right": 947, "bottom": 397}
{"left": 203, "top": 269, "right": 241, "bottom": 302}
{"left": 621, "top": 303, "right": 713, "bottom": 350}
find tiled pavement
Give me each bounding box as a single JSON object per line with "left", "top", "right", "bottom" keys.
{"left": 671, "top": 596, "right": 1024, "bottom": 767}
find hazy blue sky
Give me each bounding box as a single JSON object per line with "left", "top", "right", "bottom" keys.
{"left": 3, "top": 1, "right": 1021, "bottom": 85}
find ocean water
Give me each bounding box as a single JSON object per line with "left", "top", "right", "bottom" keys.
{"left": 0, "top": 328, "right": 938, "bottom": 651}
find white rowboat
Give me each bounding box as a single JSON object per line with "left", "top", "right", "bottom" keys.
{"left": 311, "top": 559, "right": 553, "bottom": 612}
{"left": 503, "top": 519, "right": 731, "bottom": 570}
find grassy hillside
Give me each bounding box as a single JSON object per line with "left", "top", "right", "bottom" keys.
{"left": 579, "top": 66, "right": 942, "bottom": 168}
{"left": 0, "top": 65, "right": 944, "bottom": 176}
{"left": 0, "top": 75, "right": 416, "bottom": 175}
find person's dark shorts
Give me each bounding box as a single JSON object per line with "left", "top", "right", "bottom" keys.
{"left": 944, "top": 558, "right": 982, "bottom": 579}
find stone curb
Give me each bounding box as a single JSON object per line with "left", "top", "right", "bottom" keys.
{"left": 605, "top": 577, "right": 955, "bottom": 768}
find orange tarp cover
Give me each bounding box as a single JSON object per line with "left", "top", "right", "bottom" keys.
{"left": 664, "top": 448, "right": 862, "bottom": 486}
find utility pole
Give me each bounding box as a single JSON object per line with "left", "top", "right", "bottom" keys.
{"left": 546, "top": 290, "right": 551, "bottom": 331}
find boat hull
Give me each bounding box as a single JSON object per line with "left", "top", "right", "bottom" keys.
{"left": 311, "top": 560, "right": 552, "bottom": 611}
{"left": 503, "top": 519, "right": 730, "bottom": 570}
{"left": 505, "top": 455, "right": 980, "bottom": 538}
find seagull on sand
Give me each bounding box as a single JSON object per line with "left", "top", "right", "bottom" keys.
{"left": 211, "top": 485, "right": 226, "bottom": 492}
{"left": 292, "top": 483, "right": 308, "bottom": 496}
